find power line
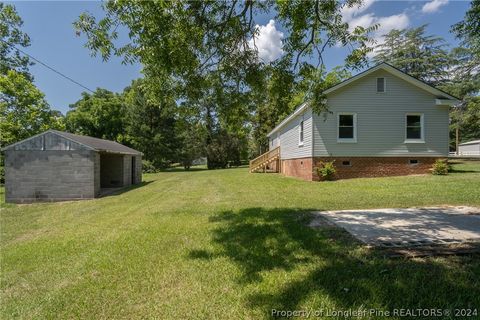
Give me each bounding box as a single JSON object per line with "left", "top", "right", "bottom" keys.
{"left": 1, "top": 39, "right": 95, "bottom": 93}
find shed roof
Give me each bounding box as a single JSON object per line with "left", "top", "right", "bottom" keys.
{"left": 2, "top": 130, "right": 142, "bottom": 155}
{"left": 459, "top": 140, "right": 480, "bottom": 146}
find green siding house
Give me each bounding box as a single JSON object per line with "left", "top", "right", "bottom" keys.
{"left": 265, "top": 63, "right": 459, "bottom": 180}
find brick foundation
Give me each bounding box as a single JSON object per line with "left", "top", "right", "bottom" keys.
{"left": 282, "top": 157, "right": 442, "bottom": 181}
{"left": 281, "top": 158, "right": 314, "bottom": 181}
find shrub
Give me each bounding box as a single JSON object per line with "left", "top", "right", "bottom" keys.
{"left": 431, "top": 159, "right": 449, "bottom": 175}
{"left": 316, "top": 161, "right": 336, "bottom": 181}
{"left": 142, "top": 160, "right": 159, "bottom": 173}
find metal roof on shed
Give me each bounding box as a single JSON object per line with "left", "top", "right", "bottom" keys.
{"left": 2, "top": 130, "right": 142, "bottom": 155}
{"left": 459, "top": 140, "right": 480, "bottom": 146}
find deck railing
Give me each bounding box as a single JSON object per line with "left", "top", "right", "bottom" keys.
{"left": 249, "top": 147, "right": 280, "bottom": 172}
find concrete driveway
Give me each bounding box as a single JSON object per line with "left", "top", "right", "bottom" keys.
{"left": 311, "top": 206, "right": 480, "bottom": 247}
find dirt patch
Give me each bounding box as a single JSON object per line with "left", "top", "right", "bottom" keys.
{"left": 376, "top": 242, "right": 480, "bottom": 258}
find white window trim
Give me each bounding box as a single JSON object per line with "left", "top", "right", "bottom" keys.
{"left": 376, "top": 77, "right": 386, "bottom": 93}
{"left": 337, "top": 112, "right": 357, "bottom": 143}
{"left": 404, "top": 113, "right": 425, "bottom": 143}
{"left": 298, "top": 119, "right": 304, "bottom": 146}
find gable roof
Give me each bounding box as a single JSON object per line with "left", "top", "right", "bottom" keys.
{"left": 2, "top": 130, "right": 142, "bottom": 155}
{"left": 267, "top": 62, "right": 460, "bottom": 137}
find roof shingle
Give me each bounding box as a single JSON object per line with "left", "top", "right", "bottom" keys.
{"left": 51, "top": 130, "right": 141, "bottom": 155}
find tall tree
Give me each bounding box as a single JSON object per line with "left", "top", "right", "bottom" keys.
{"left": 448, "top": 0, "right": 480, "bottom": 146}
{"left": 65, "top": 88, "right": 127, "bottom": 142}
{"left": 0, "top": 3, "right": 32, "bottom": 79}
{"left": 123, "top": 79, "right": 179, "bottom": 168}
{"left": 250, "top": 65, "right": 352, "bottom": 156}
{"left": 73, "top": 1, "right": 376, "bottom": 138}
{"left": 176, "top": 118, "right": 205, "bottom": 170}
{"left": 373, "top": 25, "right": 451, "bottom": 85}
{"left": 0, "top": 70, "right": 64, "bottom": 147}
{"left": 0, "top": 3, "right": 64, "bottom": 148}
{"left": 448, "top": 0, "right": 480, "bottom": 98}
{"left": 73, "top": 1, "right": 379, "bottom": 168}
{"left": 451, "top": 0, "right": 480, "bottom": 76}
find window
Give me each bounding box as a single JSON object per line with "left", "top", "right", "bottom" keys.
{"left": 406, "top": 114, "right": 423, "bottom": 141}
{"left": 338, "top": 113, "right": 357, "bottom": 142}
{"left": 376, "top": 77, "right": 385, "bottom": 93}
{"left": 299, "top": 120, "right": 304, "bottom": 145}
{"left": 342, "top": 160, "right": 351, "bottom": 166}
{"left": 409, "top": 159, "right": 419, "bottom": 165}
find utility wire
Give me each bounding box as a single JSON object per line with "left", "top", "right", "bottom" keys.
{"left": 1, "top": 39, "right": 95, "bottom": 93}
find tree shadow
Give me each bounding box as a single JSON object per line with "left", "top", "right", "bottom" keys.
{"left": 449, "top": 160, "right": 480, "bottom": 173}
{"left": 160, "top": 166, "right": 209, "bottom": 172}
{"left": 449, "top": 168, "right": 480, "bottom": 174}
{"left": 160, "top": 165, "right": 249, "bottom": 173}
{"left": 192, "top": 208, "right": 480, "bottom": 317}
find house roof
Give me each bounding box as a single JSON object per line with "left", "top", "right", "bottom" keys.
{"left": 267, "top": 62, "right": 460, "bottom": 137}
{"left": 459, "top": 140, "right": 480, "bottom": 146}
{"left": 267, "top": 103, "right": 309, "bottom": 138}
{"left": 2, "top": 130, "right": 142, "bottom": 155}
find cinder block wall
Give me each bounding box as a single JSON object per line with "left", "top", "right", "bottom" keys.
{"left": 123, "top": 155, "right": 132, "bottom": 186}
{"left": 134, "top": 155, "right": 142, "bottom": 184}
{"left": 93, "top": 153, "right": 101, "bottom": 196}
{"left": 4, "top": 150, "right": 96, "bottom": 203}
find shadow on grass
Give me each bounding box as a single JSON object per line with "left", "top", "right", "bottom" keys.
{"left": 449, "top": 169, "right": 479, "bottom": 174}
{"left": 99, "top": 180, "right": 154, "bottom": 198}
{"left": 449, "top": 160, "right": 480, "bottom": 173}
{"left": 191, "top": 208, "right": 480, "bottom": 315}
{"left": 161, "top": 166, "right": 209, "bottom": 173}
{"left": 161, "top": 165, "right": 249, "bottom": 173}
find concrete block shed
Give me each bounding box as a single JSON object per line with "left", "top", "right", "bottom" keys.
{"left": 2, "top": 130, "right": 142, "bottom": 203}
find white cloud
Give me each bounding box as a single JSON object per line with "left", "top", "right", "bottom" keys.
{"left": 422, "top": 0, "right": 449, "bottom": 13}
{"left": 341, "top": 0, "right": 409, "bottom": 44}
{"left": 346, "top": 11, "right": 409, "bottom": 51}
{"left": 248, "top": 20, "right": 284, "bottom": 62}
{"left": 341, "top": 0, "right": 376, "bottom": 23}
{"left": 376, "top": 13, "right": 410, "bottom": 35}
{"left": 347, "top": 13, "right": 376, "bottom": 30}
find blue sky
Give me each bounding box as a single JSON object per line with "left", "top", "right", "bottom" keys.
{"left": 8, "top": 0, "right": 470, "bottom": 114}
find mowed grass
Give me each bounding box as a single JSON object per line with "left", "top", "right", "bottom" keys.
{"left": 1, "top": 161, "right": 480, "bottom": 319}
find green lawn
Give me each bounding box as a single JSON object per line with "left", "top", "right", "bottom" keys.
{"left": 1, "top": 161, "right": 480, "bottom": 319}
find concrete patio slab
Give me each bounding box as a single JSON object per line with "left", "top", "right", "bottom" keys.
{"left": 310, "top": 206, "right": 480, "bottom": 247}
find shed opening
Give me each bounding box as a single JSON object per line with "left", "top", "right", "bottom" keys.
{"left": 100, "top": 153, "right": 125, "bottom": 188}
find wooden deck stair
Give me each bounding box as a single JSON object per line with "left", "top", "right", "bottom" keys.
{"left": 249, "top": 147, "right": 281, "bottom": 173}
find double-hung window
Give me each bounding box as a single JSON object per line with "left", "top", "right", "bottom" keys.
{"left": 405, "top": 114, "right": 424, "bottom": 142}
{"left": 337, "top": 113, "right": 357, "bottom": 142}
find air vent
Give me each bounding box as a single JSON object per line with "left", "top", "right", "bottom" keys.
{"left": 377, "top": 77, "right": 385, "bottom": 93}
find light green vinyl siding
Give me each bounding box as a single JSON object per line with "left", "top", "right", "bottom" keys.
{"left": 313, "top": 70, "right": 449, "bottom": 157}
{"left": 278, "top": 108, "right": 313, "bottom": 159}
